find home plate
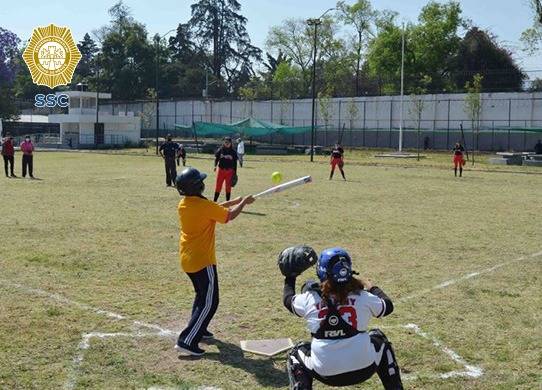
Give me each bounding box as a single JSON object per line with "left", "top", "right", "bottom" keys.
{"left": 240, "top": 338, "right": 294, "bottom": 357}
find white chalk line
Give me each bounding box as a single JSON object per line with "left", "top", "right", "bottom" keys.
{"left": 398, "top": 324, "right": 482, "bottom": 380}
{"left": 64, "top": 331, "right": 162, "bottom": 390}
{"left": 399, "top": 250, "right": 542, "bottom": 302}
{"left": 0, "top": 279, "right": 176, "bottom": 336}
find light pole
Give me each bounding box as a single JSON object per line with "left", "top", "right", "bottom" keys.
{"left": 307, "top": 8, "right": 335, "bottom": 162}
{"left": 399, "top": 23, "right": 405, "bottom": 152}
{"left": 155, "top": 28, "right": 176, "bottom": 155}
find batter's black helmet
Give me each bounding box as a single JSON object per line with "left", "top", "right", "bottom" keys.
{"left": 175, "top": 167, "right": 207, "bottom": 196}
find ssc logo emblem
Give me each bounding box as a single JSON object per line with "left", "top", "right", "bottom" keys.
{"left": 328, "top": 315, "right": 339, "bottom": 326}
{"left": 22, "top": 24, "right": 81, "bottom": 88}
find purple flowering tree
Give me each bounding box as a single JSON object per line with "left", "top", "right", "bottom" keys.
{"left": 0, "top": 27, "right": 20, "bottom": 120}
{"left": 0, "top": 27, "right": 20, "bottom": 85}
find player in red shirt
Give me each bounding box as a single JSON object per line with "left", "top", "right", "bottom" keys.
{"left": 452, "top": 142, "right": 466, "bottom": 177}
{"left": 330, "top": 143, "right": 346, "bottom": 180}
{"left": 1, "top": 134, "right": 16, "bottom": 177}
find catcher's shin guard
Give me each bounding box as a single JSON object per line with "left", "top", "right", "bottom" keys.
{"left": 369, "top": 329, "right": 404, "bottom": 390}
{"left": 287, "top": 344, "right": 313, "bottom": 390}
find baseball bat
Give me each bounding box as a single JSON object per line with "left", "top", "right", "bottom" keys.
{"left": 254, "top": 176, "right": 312, "bottom": 198}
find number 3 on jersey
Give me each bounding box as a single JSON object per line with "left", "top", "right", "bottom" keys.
{"left": 318, "top": 306, "right": 358, "bottom": 328}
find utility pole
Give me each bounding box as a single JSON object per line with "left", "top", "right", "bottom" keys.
{"left": 307, "top": 18, "right": 320, "bottom": 162}
{"left": 154, "top": 29, "right": 176, "bottom": 155}
{"left": 307, "top": 8, "right": 335, "bottom": 162}
{"left": 399, "top": 23, "right": 405, "bottom": 152}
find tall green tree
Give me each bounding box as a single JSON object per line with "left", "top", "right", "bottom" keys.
{"left": 366, "top": 1, "right": 463, "bottom": 94}
{"left": 189, "top": 0, "right": 261, "bottom": 96}
{"left": 73, "top": 33, "right": 99, "bottom": 84}
{"left": 94, "top": 1, "right": 155, "bottom": 99}
{"left": 336, "top": 0, "right": 378, "bottom": 96}
{"left": 266, "top": 17, "right": 346, "bottom": 96}
{"left": 160, "top": 23, "right": 207, "bottom": 98}
{"left": 452, "top": 28, "right": 525, "bottom": 92}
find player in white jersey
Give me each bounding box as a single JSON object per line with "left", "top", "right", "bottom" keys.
{"left": 281, "top": 247, "right": 403, "bottom": 389}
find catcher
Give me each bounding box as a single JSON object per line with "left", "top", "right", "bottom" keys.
{"left": 329, "top": 143, "right": 346, "bottom": 180}
{"left": 278, "top": 245, "right": 403, "bottom": 390}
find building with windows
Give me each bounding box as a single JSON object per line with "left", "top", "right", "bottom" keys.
{"left": 48, "top": 90, "right": 141, "bottom": 147}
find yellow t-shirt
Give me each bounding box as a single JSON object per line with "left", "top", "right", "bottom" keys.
{"left": 178, "top": 196, "right": 229, "bottom": 273}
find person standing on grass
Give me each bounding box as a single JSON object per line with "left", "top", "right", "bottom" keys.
{"left": 20, "top": 136, "right": 35, "bottom": 179}
{"left": 159, "top": 134, "right": 180, "bottom": 187}
{"left": 452, "top": 142, "right": 466, "bottom": 177}
{"left": 535, "top": 139, "right": 542, "bottom": 155}
{"left": 237, "top": 137, "right": 245, "bottom": 167}
{"left": 213, "top": 136, "right": 238, "bottom": 202}
{"left": 329, "top": 143, "right": 346, "bottom": 180}
{"left": 177, "top": 143, "right": 187, "bottom": 167}
{"left": 1, "top": 133, "right": 16, "bottom": 178}
{"left": 174, "top": 167, "right": 255, "bottom": 356}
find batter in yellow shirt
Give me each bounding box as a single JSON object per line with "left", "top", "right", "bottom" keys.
{"left": 178, "top": 196, "right": 229, "bottom": 273}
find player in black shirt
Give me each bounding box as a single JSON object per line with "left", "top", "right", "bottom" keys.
{"left": 159, "top": 134, "right": 180, "bottom": 187}
{"left": 330, "top": 143, "right": 346, "bottom": 180}
{"left": 452, "top": 142, "right": 465, "bottom": 177}
{"left": 213, "top": 136, "right": 238, "bottom": 202}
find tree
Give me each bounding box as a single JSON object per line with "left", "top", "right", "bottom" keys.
{"left": 366, "top": 1, "right": 463, "bottom": 94}
{"left": 74, "top": 33, "right": 99, "bottom": 84}
{"left": 408, "top": 75, "right": 431, "bottom": 160}
{"left": 0, "top": 27, "right": 20, "bottom": 121}
{"left": 346, "top": 98, "right": 359, "bottom": 131}
{"left": 266, "top": 17, "right": 344, "bottom": 96}
{"left": 464, "top": 74, "right": 483, "bottom": 165}
{"left": 162, "top": 23, "right": 208, "bottom": 99}
{"left": 528, "top": 77, "right": 542, "bottom": 92}
{"left": 453, "top": 28, "right": 525, "bottom": 92}
{"left": 94, "top": 1, "right": 155, "bottom": 100}
{"left": 521, "top": 0, "right": 542, "bottom": 54}
{"left": 189, "top": 0, "right": 261, "bottom": 96}
{"left": 336, "top": 0, "right": 378, "bottom": 96}
{"left": 273, "top": 62, "right": 304, "bottom": 99}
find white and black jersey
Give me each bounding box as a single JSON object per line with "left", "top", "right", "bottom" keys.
{"left": 290, "top": 288, "right": 389, "bottom": 377}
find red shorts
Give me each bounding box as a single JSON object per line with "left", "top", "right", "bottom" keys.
{"left": 331, "top": 157, "right": 344, "bottom": 169}
{"left": 215, "top": 168, "right": 234, "bottom": 193}
{"left": 453, "top": 155, "right": 464, "bottom": 168}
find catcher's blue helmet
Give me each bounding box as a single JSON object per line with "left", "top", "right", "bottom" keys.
{"left": 316, "top": 248, "right": 353, "bottom": 284}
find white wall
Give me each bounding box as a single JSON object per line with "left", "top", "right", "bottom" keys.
{"left": 103, "top": 92, "right": 542, "bottom": 132}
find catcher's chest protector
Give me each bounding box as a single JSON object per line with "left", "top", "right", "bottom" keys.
{"left": 312, "top": 299, "right": 363, "bottom": 340}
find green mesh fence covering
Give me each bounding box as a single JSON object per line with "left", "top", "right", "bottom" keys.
{"left": 191, "top": 117, "right": 314, "bottom": 137}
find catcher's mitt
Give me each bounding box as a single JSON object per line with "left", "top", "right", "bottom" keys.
{"left": 231, "top": 173, "right": 238, "bottom": 187}
{"left": 278, "top": 245, "right": 318, "bottom": 278}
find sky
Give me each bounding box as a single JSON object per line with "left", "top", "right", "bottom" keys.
{"left": 1, "top": 0, "right": 540, "bottom": 77}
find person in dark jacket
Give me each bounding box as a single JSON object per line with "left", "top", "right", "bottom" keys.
{"left": 159, "top": 134, "right": 180, "bottom": 187}
{"left": 534, "top": 139, "right": 542, "bottom": 155}
{"left": 1, "top": 134, "right": 16, "bottom": 178}
{"left": 213, "top": 136, "right": 238, "bottom": 202}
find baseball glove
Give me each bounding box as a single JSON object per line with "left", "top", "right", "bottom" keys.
{"left": 231, "top": 173, "right": 238, "bottom": 187}
{"left": 278, "top": 245, "right": 318, "bottom": 278}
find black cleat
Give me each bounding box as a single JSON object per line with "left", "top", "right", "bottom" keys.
{"left": 175, "top": 341, "right": 205, "bottom": 356}
{"left": 201, "top": 330, "right": 214, "bottom": 340}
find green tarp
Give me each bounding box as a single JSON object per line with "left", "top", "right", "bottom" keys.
{"left": 191, "top": 117, "right": 314, "bottom": 137}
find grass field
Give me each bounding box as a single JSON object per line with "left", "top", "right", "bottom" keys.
{"left": 0, "top": 150, "right": 541, "bottom": 390}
